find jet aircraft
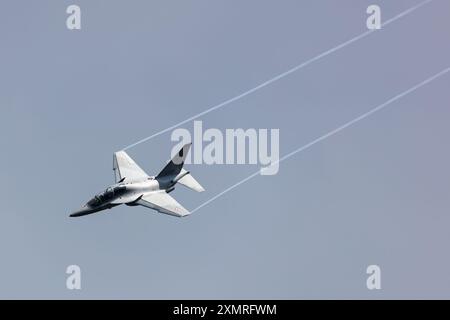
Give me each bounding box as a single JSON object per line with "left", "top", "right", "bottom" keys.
{"left": 70, "top": 143, "right": 204, "bottom": 218}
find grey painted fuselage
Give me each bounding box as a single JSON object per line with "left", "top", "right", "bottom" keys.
{"left": 70, "top": 143, "right": 204, "bottom": 218}
{"left": 70, "top": 178, "right": 161, "bottom": 217}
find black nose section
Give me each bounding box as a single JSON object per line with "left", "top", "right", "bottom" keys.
{"left": 69, "top": 205, "right": 92, "bottom": 217}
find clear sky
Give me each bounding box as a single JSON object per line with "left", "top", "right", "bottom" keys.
{"left": 0, "top": 0, "right": 449, "bottom": 299}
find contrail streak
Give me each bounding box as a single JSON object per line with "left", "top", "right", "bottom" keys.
{"left": 190, "top": 66, "right": 450, "bottom": 214}
{"left": 123, "top": 0, "right": 434, "bottom": 151}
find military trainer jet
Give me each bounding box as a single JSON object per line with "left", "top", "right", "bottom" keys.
{"left": 70, "top": 143, "right": 204, "bottom": 218}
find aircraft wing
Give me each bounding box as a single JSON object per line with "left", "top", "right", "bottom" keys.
{"left": 136, "top": 192, "right": 190, "bottom": 217}
{"left": 113, "top": 151, "right": 149, "bottom": 183}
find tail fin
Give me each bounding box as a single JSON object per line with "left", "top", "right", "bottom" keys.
{"left": 156, "top": 143, "right": 191, "bottom": 179}
{"left": 176, "top": 168, "right": 205, "bottom": 192}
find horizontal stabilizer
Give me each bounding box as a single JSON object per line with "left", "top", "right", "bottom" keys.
{"left": 177, "top": 169, "right": 205, "bottom": 192}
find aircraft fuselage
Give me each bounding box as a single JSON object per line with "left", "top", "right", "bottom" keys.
{"left": 70, "top": 178, "right": 162, "bottom": 217}
{"left": 70, "top": 143, "right": 202, "bottom": 218}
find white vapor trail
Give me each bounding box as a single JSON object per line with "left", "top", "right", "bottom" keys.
{"left": 123, "top": 0, "right": 434, "bottom": 151}
{"left": 190, "top": 66, "right": 450, "bottom": 214}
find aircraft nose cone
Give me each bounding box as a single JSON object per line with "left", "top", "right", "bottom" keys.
{"left": 69, "top": 205, "right": 89, "bottom": 217}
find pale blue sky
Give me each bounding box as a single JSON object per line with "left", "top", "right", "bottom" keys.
{"left": 0, "top": 0, "right": 449, "bottom": 298}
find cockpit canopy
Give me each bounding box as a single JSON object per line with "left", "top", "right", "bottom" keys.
{"left": 87, "top": 185, "right": 127, "bottom": 207}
